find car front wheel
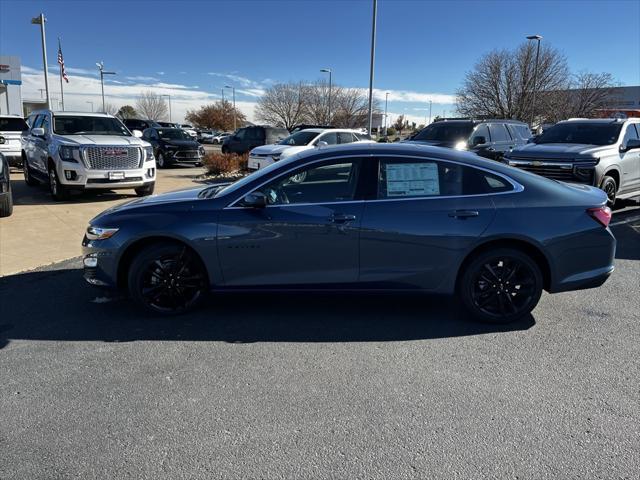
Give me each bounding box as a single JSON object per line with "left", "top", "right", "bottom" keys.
{"left": 135, "top": 183, "right": 155, "bottom": 196}
{"left": 48, "top": 166, "right": 70, "bottom": 201}
{"left": 156, "top": 152, "right": 167, "bottom": 169}
{"left": 128, "top": 243, "right": 208, "bottom": 315}
{"left": 23, "top": 155, "right": 38, "bottom": 186}
{"left": 600, "top": 175, "right": 617, "bottom": 206}
{"left": 459, "top": 248, "right": 543, "bottom": 323}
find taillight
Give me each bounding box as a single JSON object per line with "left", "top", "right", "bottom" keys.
{"left": 587, "top": 206, "right": 612, "bottom": 227}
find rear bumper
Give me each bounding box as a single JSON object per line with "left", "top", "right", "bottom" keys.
{"left": 548, "top": 264, "right": 614, "bottom": 293}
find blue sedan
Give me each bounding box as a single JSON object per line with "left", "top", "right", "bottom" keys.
{"left": 82, "top": 143, "right": 615, "bottom": 323}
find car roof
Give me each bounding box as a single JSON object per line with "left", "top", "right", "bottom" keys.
{"left": 558, "top": 118, "right": 639, "bottom": 124}
{"left": 433, "top": 119, "right": 528, "bottom": 125}
{"left": 297, "top": 128, "right": 363, "bottom": 134}
{"left": 30, "top": 110, "right": 115, "bottom": 118}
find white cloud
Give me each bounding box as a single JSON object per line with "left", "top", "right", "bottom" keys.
{"left": 156, "top": 71, "right": 165, "bottom": 75}
{"left": 21, "top": 66, "right": 257, "bottom": 123}
{"left": 125, "top": 75, "right": 159, "bottom": 82}
{"left": 369, "top": 88, "right": 456, "bottom": 105}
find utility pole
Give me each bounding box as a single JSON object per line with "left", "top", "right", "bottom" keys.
{"left": 162, "top": 94, "right": 172, "bottom": 122}
{"left": 367, "top": 0, "right": 378, "bottom": 135}
{"left": 428, "top": 100, "right": 432, "bottom": 124}
{"left": 526, "top": 35, "right": 543, "bottom": 128}
{"left": 384, "top": 92, "right": 389, "bottom": 136}
{"left": 96, "top": 61, "right": 116, "bottom": 113}
{"left": 321, "top": 68, "right": 332, "bottom": 124}
{"left": 31, "top": 13, "right": 50, "bottom": 109}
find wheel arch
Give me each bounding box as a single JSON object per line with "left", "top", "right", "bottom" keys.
{"left": 116, "top": 235, "right": 210, "bottom": 290}
{"left": 601, "top": 168, "right": 620, "bottom": 189}
{"left": 455, "top": 237, "right": 552, "bottom": 292}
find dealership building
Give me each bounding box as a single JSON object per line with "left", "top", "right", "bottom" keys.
{"left": 0, "top": 56, "right": 23, "bottom": 116}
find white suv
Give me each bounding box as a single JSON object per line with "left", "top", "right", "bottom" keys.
{"left": 248, "top": 128, "right": 373, "bottom": 171}
{"left": 0, "top": 115, "right": 29, "bottom": 167}
{"left": 22, "top": 110, "right": 156, "bottom": 201}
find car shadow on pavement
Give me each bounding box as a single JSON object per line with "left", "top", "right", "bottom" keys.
{"left": 10, "top": 178, "right": 138, "bottom": 206}
{"left": 0, "top": 264, "right": 535, "bottom": 349}
{"left": 611, "top": 207, "right": 640, "bottom": 261}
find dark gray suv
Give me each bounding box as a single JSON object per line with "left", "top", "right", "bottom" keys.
{"left": 406, "top": 119, "right": 531, "bottom": 161}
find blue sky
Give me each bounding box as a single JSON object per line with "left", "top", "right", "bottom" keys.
{"left": 1, "top": 0, "right": 639, "bottom": 123}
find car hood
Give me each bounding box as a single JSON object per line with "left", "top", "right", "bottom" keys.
{"left": 251, "top": 144, "right": 309, "bottom": 156}
{"left": 507, "top": 143, "right": 609, "bottom": 160}
{"left": 56, "top": 134, "right": 146, "bottom": 146}
{"left": 163, "top": 139, "right": 200, "bottom": 148}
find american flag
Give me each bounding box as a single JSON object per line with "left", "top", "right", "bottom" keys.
{"left": 57, "top": 39, "right": 69, "bottom": 83}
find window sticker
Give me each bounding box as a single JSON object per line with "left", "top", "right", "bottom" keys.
{"left": 385, "top": 162, "right": 439, "bottom": 197}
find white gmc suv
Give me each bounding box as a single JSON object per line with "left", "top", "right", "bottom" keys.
{"left": 22, "top": 110, "right": 156, "bottom": 200}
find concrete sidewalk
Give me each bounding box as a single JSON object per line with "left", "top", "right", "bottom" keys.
{"left": 0, "top": 165, "right": 207, "bottom": 276}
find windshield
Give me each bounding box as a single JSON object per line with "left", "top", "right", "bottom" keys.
{"left": 534, "top": 122, "right": 623, "bottom": 146}
{"left": 412, "top": 122, "right": 474, "bottom": 143}
{"left": 53, "top": 116, "right": 130, "bottom": 136}
{"left": 158, "top": 129, "right": 192, "bottom": 140}
{"left": 0, "top": 117, "right": 29, "bottom": 131}
{"left": 278, "top": 131, "right": 318, "bottom": 146}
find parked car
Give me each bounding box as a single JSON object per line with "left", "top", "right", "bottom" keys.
{"left": 505, "top": 118, "right": 640, "bottom": 205}
{"left": 180, "top": 124, "right": 198, "bottom": 139}
{"left": 221, "top": 126, "right": 289, "bottom": 154}
{"left": 0, "top": 115, "right": 29, "bottom": 167}
{"left": 405, "top": 119, "right": 531, "bottom": 160}
{"left": 82, "top": 143, "right": 614, "bottom": 323}
{"left": 123, "top": 118, "right": 160, "bottom": 132}
{"left": 290, "top": 124, "right": 334, "bottom": 133}
{"left": 157, "top": 122, "right": 179, "bottom": 128}
{"left": 0, "top": 151, "right": 13, "bottom": 217}
{"left": 198, "top": 130, "right": 218, "bottom": 144}
{"left": 22, "top": 110, "right": 156, "bottom": 201}
{"left": 248, "top": 128, "right": 375, "bottom": 171}
{"left": 211, "top": 132, "right": 231, "bottom": 145}
{"left": 142, "top": 127, "right": 205, "bottom": 168}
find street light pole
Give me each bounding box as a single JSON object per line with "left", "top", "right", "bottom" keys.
{"left": 31, "top": 13, "right": 51, "bottom": 110}
{"left": 320, "top": 68, "right": 332, "bottom": 124}
{"left": 384, "top": 92, "right": 389, "bottom": 136}
{"left": 162, "top": 94, "right": 172, "bottom": 122}
{"left": 367, "top": 0, "right": 378, "bottom": 136}
{"left": 428, "top": 100, "right": 432, "bottom": 124}
{"left": 225, "top": 85, "right": 236, "bottom": 130}
{"left": 221, "top": 88, "right": 225, "bottom": 104}
{"left": 96, "top": 62, "right": 116, "bottom": 112}
{"left": 527, "top": 34, "right": 543, "bottom": 128}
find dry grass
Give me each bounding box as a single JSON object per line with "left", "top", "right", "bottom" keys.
{"left": 202, "top": 152, "right": 249, "bottom": 176}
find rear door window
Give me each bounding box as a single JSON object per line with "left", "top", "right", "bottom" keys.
{"left": 338, "top": 132, "right": 356, "bottom": 144}
{"left": 489, "top": 123, "right": 511, "bottom": 142}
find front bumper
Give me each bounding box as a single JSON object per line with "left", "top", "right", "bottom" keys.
{"left": 56, "top": 159, "right": 156, "bottom": 190}
{"left": 82, "top": 235, "right": 119, "bottom": 287}
{"left": 248, "top": 155, "right": 276, "bottom": 170}
{"left": 165, "top": 149, "right": 205, "bottom": 164}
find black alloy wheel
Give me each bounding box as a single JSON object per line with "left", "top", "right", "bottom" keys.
{"left": 600, "top": 176, "right": 617, "bottom": 206}
{"left": 129, "top": 243, "right": 208, "bottom": 315}
{"left": 460, "top": 248, "right": 543, "bottom": 323}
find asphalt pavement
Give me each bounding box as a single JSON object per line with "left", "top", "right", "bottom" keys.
{"left": 1, "top": 206, "right": 639, "bottom": 479}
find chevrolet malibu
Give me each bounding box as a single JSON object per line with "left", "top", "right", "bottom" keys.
{"left": 82, "top": 143, "right": 615, "bottom": 323}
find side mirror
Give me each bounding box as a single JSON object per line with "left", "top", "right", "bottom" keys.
{"left": 242, "top": 191, "right": 267, "bottom": 208}
{"left": 132, "top": 129, "right": 143, "bottom": 138}
{"left": 621, "top": 138, "right": 640, "bottom": 152}
{"left": 316, "top": 140, "right": 328, "bottom": 148}
{"left": 471, "top": 135, "right": 486, "bottom": 147}
{"left": 32, "top": 127, "right": 45, "bottom": 137}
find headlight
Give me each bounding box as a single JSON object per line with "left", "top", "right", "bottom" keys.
{"left": 86, "top": 226, "right": 119, "bottom": 241}
{"left": 144, "top": 146, "right": 154, "bottom": 161}
{"left": 199, "top": 146, "right": 205, "bottom": 155}
{"left": 454, "top": 141, "right": 468, "bottom": 151}
{"left": 59, "top": 145, "right": 80, "bottom": 162}
{"left": 271, "top": 153, "right": 281, "bottom": 161}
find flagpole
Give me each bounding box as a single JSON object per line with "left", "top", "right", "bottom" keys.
{"left": 58, "top": 38, "right": 65, "bottom": 111}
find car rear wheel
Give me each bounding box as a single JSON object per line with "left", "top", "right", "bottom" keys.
{"left": 600, "top": 175, "right": 617, "bottom": 206}
{"left": 459, "top": 248, "right": 543, "bottom": 323}
{"left": 0, "top": 187, "right": 13, "bottom": 218}
{"left": 128, "top": 243, "right": 208, "bottom": 315}
{"left": 156, "top": 152, "right": 166, "bottom": 169}
{"left": 23, "top": 157, "right": 38, "bottom": 186}
{"left": 135, "top": 183, "right": 155, "bottom": 197}
{"left": 48, "top": 166, "right": 70, "bottom": 201}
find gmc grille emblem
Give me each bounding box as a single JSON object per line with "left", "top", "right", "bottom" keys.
{"left": 102, "top": 148, "right": 127, "bottom": 156}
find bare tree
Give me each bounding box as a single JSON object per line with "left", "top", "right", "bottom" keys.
{"left": 332, "top": 87, "right": 373, "bottom": 128}
{"left": 255, "top": 82, "right": 308, "bottom": 130}
{"left": 135, "top": 91, "right": 168, "bottom": 121}
{"left": 456, "top": 42, "right": 570, "bottom": 124}
{"left": 542, "top": 72, "right": 616, "bottom": 122}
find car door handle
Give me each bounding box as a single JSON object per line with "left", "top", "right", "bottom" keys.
{"left": 330, "top": 213, "right": 356, "bottom": 223}
{"left": 448, "top": 210, "right": 479, "bottom": 219}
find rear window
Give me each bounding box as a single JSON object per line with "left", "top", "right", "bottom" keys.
{"left": 0, "top": 117, "right": 29, "bottom": 131}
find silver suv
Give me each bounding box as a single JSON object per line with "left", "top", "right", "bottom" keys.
{"left": 505, "top": 118, "right": 640, "bottom": 205}
{"left": 22, "top": 110, "right": 156, "bottom": 201}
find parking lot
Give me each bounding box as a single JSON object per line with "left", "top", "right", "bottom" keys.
{"left": 1, "top": 185, "right": 639, "bottom": 477}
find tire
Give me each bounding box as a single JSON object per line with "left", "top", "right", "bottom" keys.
{"left": 156, "top": 152, "right": 166, "bottom": 169}
{"left": 128, "top": 243, "right": 208, "bottom": 315}
{"left": 48, "top": 166, "right": 70, "bottom": 201}
{"left": 458, "top": 248, "right": 543, "bottom": 324}
{"left": 600, "top": 175, "right": 617, "bottom": 206}
{"left": 135, "top": 183, "right": 155, "bottom": 197}
{"left": 0, "top": 189, "right": 13, "bottom": 218}
{"left": 23, "top": 155, "right": 38, "bottom": 186}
